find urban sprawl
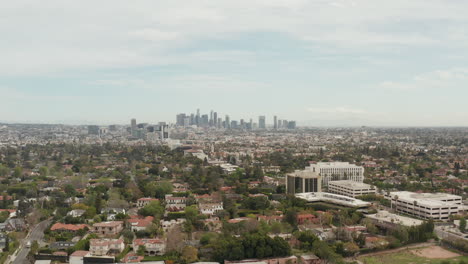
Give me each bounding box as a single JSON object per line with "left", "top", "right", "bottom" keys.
{"left": 0, "top": 112, "right": 467, "bottom": 264}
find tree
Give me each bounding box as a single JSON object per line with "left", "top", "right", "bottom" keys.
{"left": 144, "top": 181, "right": 173, "bottom": 198}
{"left": 39, "top": 166, "right": 49, "bottom": 177}
{"left": 137, "top": 245, "right": 146, "bottom": 256}
{"left": 460, "top": 218, "right": 466, "bottom": 233}
{"left": 138, "top": 201, "right": 164, "bottom": 219}
{"left": 182, "top": 246, "right": 198, "bottom": 263}
{"left": 284, "top": 209, "right": 298, "bottom": 227}
{"left": 13, "top": 167, "right": 23, "bottom": 178}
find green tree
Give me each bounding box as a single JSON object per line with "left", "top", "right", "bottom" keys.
{"left": 182, "top": 246, "right": 198, "bottom": 263}
{"left": 138, "top": 201, "right": 164, "bottom": 219}
{"left": 460, "top": 218, "right": 466, "bottom": 233}
{"left": 137, "top": 245, "right": 146, "bottom": 256}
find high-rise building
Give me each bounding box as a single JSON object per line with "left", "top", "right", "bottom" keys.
{"left": 88, "top": 125, "right": 100, "bottom": 135}
{"left": 131, "top": 118, "right": 137, "bottom": 135}
{"left": 307, "top": 162, "right": 364, "bottom": 186}
{"left": 190, "top": 114, "right": 195, "bottom": 125}
{"left": 213, "top": 112, "right": 218, "bottom": 126}
{"left": 201, "top": 114, "right": 209, "bottom": 127}
{"left": 278, "top": 120, "right": 283, "bottom": 128}
{"left": 210, "top": 110, "right": 214, "bottom": 126}
{"left": 196, "top": 109, "right": 200, "bottom": 126}
{"left": 287, "top": 121, "right": 296, "bottom": 129}
{"left": 176, "top": 113, "right": 186, "bottom": 126}
{"left": 286, "top": 169, "right": 322, "bottom": 194}
{"left": 274, "top": 116, "right": 278, "bottom": 130}
{"left": 259, "top": 116, "right": 266, "bottom": 129}
{"left": 225, "top": 115, "right": 230, "bottom": 129}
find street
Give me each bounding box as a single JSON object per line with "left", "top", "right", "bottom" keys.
{"left": 10, "top": 219, "right": 52, "bottom": 264}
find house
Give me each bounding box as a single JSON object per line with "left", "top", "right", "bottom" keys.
{"left": 300, "top": 254, "right": 322, "bottom": 264}
{"left": 67, "top": 209, "right": 86, "bottom": 218}
{"left": 297, "top": 214, "right": 318, "bottom": 225}
{"left": 199, "top": 202, "right": 223, "bottom": 216}
{"left": 70, "top": 250, "right": 89, "bottom": 264}
{"left": 4, "top": 218, "right": 26, "bottom": 232}
{"left": 50, "top": 223, "right": 89, "bottom": 233}
{"left": 160, "top": 218, "right": 186, "bottom": 233}
{"left": 257, "top": 215, "right": 283, "bottom": 223}
{"left": 127, "top": 216, "right": 154, "bottom": 232}
{"left": 136, "top": 198, "right": 159, "bottom": 208}
{"left": 133, "top": 238, "right": 166, "bottom": 256}
{"left": 90, "top": 238, "right": 125, "bottom": 256}
{"left": 92, "top": 221, "right": 124, "bottom": 236}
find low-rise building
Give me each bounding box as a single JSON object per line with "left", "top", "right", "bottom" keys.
{"left": 328, "top": 180, "right": 376, "bottom": 198}
{"left": 199, "top": 202, "right": 223, "bottom": 216}
{"left": 295, "top": 192, "right": 371, "bottom": 208}
{"left": 386, "top": 191, "right": 463, "bottom": 221}
{"left": 128, "top": 216, "right": 154, "bottom": 232}
{"left": 50, "top": 223, "right": 89, "bottom": 233}
{"left": 133, "top": 238, "right": 166, "bottom": 256}
{"left": 366, "top": 210, "right": 423, "bottom": 229}
{"left": 89, "top": 238, "right": 125, "bottom": 256}
{"left": 92, "top": 221, "right": 124, "bottom": 236}
{"left": 136, "top": 198, "right": 159, "bottom": 208}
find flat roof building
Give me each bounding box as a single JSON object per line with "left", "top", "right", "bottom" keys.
{"left": 328, "top": 180, "right": 376, "bottom": 198}
{"left": 295, "top": 192, "right": 371, "bottom": 208}
{"left": 286, "top": 169, "right": 321, "bottom": 194}
{"left": 366, "top": 210, "right": 423, "bottom": 229}
{"left": 307, "top": 162, "right": 364, "bottom": 186}
{"left": 386, "top": 191, "right": 463, "bottom": 221}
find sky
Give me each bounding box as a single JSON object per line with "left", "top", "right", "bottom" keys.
{"left": 1, "top": 0, "right": 468, "bottom": 126}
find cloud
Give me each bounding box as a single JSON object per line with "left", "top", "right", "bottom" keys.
{"left": 1, "top": 0, "right": 468, "bottom": 76}
{"left": 379, "top": 68, "right": 468, "bottom": 90}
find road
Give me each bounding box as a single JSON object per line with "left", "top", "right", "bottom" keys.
{"left": 11, "top": 219, "right": 52, "bottom": 264}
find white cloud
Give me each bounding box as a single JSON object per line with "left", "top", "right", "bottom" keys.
{"left": 379, "top": 68, "right": 468, "bottom": 91}
{"left": 1, "top": 0, "right": 468, "bottom": 76}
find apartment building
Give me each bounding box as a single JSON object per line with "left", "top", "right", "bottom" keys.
{"left": 328, "top": 180, "right": 376, "bottom": 198}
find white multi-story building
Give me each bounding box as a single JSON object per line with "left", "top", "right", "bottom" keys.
{"left": 286, "top": 169, "right": 322, "bottom": 194}
{"left": 386, "top": 191, "right": 463, "bottom": 221}
{"left": 328, "top": 180, "right": 376, "bottom": 198}
{"left": 307, "top": 162, "right": 364, "bottom": 186}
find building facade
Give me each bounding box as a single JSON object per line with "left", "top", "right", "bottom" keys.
{"left": 307, "top": 162, "right": 364, "bottom": 186}
{"left": 286, "top": 169, "right": 322, "bottom": 194}
{"left": 386, "top": 191, "right": 463, "bottom": 221}
{"left": 328, "top": 180, "right": 376, "bottom": 198}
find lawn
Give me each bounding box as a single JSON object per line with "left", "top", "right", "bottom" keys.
{"left": 359, "top": 250, "right": 468, "bottom": 264}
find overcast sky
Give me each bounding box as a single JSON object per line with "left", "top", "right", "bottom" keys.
{"left": 1, "top": 0, "right": 468, "bottom": 126}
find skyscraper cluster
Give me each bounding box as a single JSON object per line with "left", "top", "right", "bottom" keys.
{"left": 176, "top": 109, "right": 296, "bottom": 130}
{"left": 128, "top": 118, "right": 169, "bottom": 140}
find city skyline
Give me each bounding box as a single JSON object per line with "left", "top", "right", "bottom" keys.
{"left": 1, "top": 1, "right": 468, "bottom": 126}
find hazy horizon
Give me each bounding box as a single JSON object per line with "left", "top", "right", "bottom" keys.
{"left": 1, "top": 1, "right": 468, "bottom": 126}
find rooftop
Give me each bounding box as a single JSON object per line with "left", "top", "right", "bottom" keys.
{"left": 295, "top": 192, "right": 371, "bottom": 208}
{"left": 328, "top": 180, "right": 375, "bottom": 189}
{"left": 366, "top": 210, "right": 423, "bottom": 227}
